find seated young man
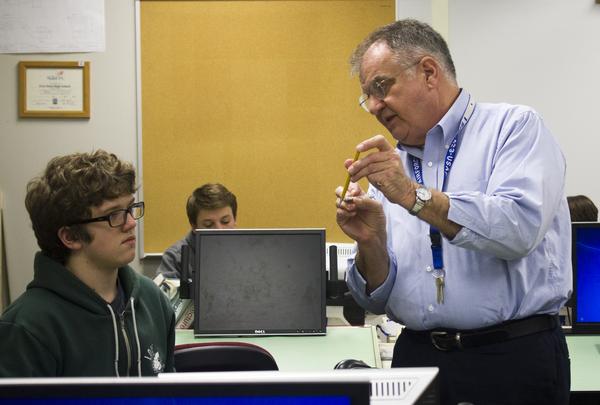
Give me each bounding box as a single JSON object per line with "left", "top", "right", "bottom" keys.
{"left": 0, "top": 150, "right": 175, "bottom": 377}
{"left": 156, "top": 183, "right": 237, "bottom": 279}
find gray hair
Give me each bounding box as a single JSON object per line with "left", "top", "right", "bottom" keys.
{"left": 350, "top": 19, "right": 456, "bottom": 82}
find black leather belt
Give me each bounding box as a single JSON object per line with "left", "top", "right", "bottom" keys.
{"left": 404, "top": 314, "right": 558, "bottom": 351}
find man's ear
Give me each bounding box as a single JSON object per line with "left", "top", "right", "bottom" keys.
{"left": 420, "top": 56, "right": 440, "bottom": 88}
{"left": 57, "top": 226, "right": 84, "bottom": 251}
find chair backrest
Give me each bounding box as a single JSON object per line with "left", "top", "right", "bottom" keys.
{"left": 174, "top": 341, "right": 279, "bottom": 372}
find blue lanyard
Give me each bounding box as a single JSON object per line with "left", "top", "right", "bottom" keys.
{"left": 409, "top": 98, "right": 475, "bottom": 270}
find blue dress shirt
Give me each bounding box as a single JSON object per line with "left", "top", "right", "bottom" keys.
{"left": 346, "top": 90, "right": 572, "bottom": 331}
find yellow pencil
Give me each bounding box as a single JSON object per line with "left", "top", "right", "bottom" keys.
{"left": 339, "top": 150, "right": 361, "bottom": 204}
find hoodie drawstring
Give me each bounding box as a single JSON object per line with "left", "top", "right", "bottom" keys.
{"left": 130, "top": 297, "right": 142, "bottom": 377}
{"left": 107, "top": 304, "right": 120, "bottom": 377}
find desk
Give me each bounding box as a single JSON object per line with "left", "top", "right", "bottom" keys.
{"left": 567, "top": 334, "right": 600, "bottom": 393}
{"left": 176, "top": 326, "right": 382, "bottom": 371}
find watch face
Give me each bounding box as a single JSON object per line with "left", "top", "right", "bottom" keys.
{"left": 416, "top": 187, "right": 431, "bottom": 201}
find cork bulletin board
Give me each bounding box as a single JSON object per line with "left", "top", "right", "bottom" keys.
{"left": 139, "top": 0, "right": 394, "bottom": 254}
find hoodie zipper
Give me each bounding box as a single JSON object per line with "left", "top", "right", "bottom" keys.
{"left": 119, "top": 312, "right": 132, "bottom": 376}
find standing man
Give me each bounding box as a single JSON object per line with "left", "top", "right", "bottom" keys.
{"left": 336, "top": 19, "right": 571, "bottom": 405}
{"left": 0, "top": 150, "right": 175, "bottom": 377}
{"left": 156, "top": 183, "right": 237, "bottom": 279}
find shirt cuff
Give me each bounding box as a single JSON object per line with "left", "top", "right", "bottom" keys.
{"left": 347, "top": 250, "right": 397, "bottom": 301}
{"left": 446, "top": 193, "right": 480, "bottom": 247}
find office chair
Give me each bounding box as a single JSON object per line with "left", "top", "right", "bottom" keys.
{"left": 174, "top": 341, "right": 279, "bottom": 372}
{"left": 334, "top": 359, "right": 372, "bottom": 369}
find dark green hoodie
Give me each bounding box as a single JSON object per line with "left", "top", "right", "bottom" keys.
{"left": 0, "top": 252, "right": 175, "bottom": 377}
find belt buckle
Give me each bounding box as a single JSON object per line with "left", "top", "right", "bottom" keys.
{"left": 430, "top": 331, "right": 463, "bottom": 351}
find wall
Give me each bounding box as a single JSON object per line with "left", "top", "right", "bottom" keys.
{"left": 0, "top": 191, "right": 8, "bottom": 311}
{"left": 399, "top": 0, "right": 600, "bottom": 206}
{"left": 449, "top": 0, "right": 600, "bottom": 208}
{"left": 0, "top": 0, "right": 143, "bottom": 299}
{"left": 2, "top": 0, "right": 600, "bottom": 301}
{"left": 138, "top": 0, "right": 394, "bottom": 254}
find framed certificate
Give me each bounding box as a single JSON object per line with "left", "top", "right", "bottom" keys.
{"left": 18, "top": 61, "right": 90, "bottom": 118}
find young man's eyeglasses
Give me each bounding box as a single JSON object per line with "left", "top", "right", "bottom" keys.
{"left": 70, "top": 202, "right": 145, "bottom": 228}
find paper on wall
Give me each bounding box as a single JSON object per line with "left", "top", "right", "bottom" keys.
{"left": 0, "top": 0, "right": 105, "bottom": 53}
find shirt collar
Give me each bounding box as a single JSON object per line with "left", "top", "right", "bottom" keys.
{"left": 437, "top": 88, "right": 470, "bottom": 145}
{"left": 397, "top": 88, "right": 471, "bottom": 157}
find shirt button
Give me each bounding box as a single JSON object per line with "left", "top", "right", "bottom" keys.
{"left": 426, "top": 265, "right": 432, "bottom": 272}
{"left": 445, "top": 144, "right": 450, "bottom": 149}
{"left": 427, "top": 161, "right": 433, "bottom": 167}
{"left": 428, "top": 305, "right": 434, "bottom": 312}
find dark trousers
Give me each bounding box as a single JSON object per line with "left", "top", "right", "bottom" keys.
{"left": 392, "top": 321, "right": 570, "bottom": 405}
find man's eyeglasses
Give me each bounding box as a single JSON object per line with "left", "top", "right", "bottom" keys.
{"left": 358, "top": 78, "right": 396, "bottom": 112}
{"left": 70, "top": 202, "right": 145, "bottom": 228}
{"left": 358, "top": 58, "right": 422, "bottom": 112}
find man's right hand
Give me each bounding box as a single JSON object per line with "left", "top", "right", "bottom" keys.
{"left": 335, "top": 182, "right": 387, "bottom": 245}
{"left": 335, "top": 182, "right": 390, "bottom": 292}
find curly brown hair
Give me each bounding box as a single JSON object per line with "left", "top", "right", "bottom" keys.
{"left": 25, "top": 150, "right": 137, "bottom": 264}
{"left": 186, "top": 183, "right": 237, "bottom": 227}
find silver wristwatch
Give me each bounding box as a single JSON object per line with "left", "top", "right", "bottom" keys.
{"left": 409, "top": 186, "right": 432, "bottom": 216}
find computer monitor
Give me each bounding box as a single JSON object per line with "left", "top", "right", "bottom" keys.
{"left": 571, "top": 222, "right": 600, "bottom": 333}
{"left": 0, "top": 376, "right": 369, "bottom": 405}
{"left": 0, "top": 368, "right": 440, "bottom": 405}
{"left": 158, "top": 369, "right": 440, "bottom": 405}
{"left": 193, "top": 228, "right": 326, "bottom": 336}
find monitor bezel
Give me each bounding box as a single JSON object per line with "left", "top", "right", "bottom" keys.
{"left": 571, "top": 221, "right": 600, "bottom": 334}
{"left": 193, "top": 228, "right": 327, "bottom": 337}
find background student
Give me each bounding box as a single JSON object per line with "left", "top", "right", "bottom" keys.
{"left": 336, "top": 19, "right": 571, "bottom": 405}
{"left": 156, "top": 183, "right": 237, "bottom": 279}
{"left": 0, "top": 150, "right": 175, "bottom": 377}
{"left": 567, "top": 194, "right": 598, "bottom": 222}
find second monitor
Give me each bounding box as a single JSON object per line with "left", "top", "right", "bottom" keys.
{"left": 571, "top": 222, "right": 600, "bottom": 333}
{"left": 191, "top": 228, "right": 326, "bottom": 337}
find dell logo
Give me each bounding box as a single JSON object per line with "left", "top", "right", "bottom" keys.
{"left": 254, "top": 329, "right": 266, "bottom": 334}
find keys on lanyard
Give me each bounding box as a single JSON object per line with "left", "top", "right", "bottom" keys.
{"left": 409, "top": 96, "right": 475, "bottom": 307}
{"left": 432, "top": 268, "right": 445, "bottom": 304}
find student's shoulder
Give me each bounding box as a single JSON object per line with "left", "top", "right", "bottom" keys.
{"left": 129, "top": 269, "right": 171, "bottom": 301}
{"left": 164, "top": 234, "right": 192, "bottom": 256}
{"left": 121, "top": 266, "right": 157, "bottom": 289}
{"left": 136, "top": 271, "right": 163, "bottom": 292}
{"left": 0, "top": 289, "right": 58, "bottom": 328}
{"left": 133, "top": 273, "right": 175, "bottom": 316}
{"left": 0, "top": 306, "right": 56, "bottom": 370}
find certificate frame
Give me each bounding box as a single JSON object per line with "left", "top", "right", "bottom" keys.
{"left": 18, "top": 61, "right": 90, "bottom": 118}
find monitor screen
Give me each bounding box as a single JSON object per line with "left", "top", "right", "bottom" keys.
{"left": 193, "top": 228, "right": 326, "bottom": 336}
{"left": 0, "top": 378, "right": 369, "bottom": 405}
{"left": 571, "top": 222, "right": 600, "bottom": 333}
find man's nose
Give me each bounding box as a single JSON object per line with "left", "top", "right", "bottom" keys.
{"left": 366, "top": 96, "right": 385, "bottom": 114}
